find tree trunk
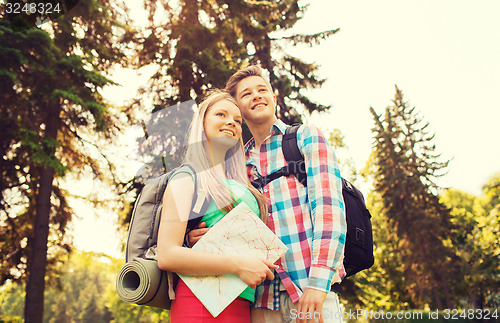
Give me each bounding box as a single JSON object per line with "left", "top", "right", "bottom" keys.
{"left": 440, "top": 273, "right": 453, "bottom": 308}
{"left": 432, "top": 285, "right": 443, "bottom": 310}
{"left": 24, "top": 106, "right": 58, "bottom": 323}
{"left": 24, "top": 166, "right": 55, "bottom": 322}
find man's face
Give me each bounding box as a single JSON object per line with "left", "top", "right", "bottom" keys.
{"left": 234, "top": 76, "right": 277, "bottom": 126}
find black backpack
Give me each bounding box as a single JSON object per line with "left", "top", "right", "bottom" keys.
{"left": 250, "top": 124, "right": 374, "bottom": 280}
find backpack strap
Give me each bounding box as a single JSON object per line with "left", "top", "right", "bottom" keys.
{"left": 250, "top": 123, "right": 307, "bottom": 189}
{"left": 175, "top": 164, "right": 211, "bottom": 248}
{"left": 168, "top": 164, "right": 210, "bottom": 231}
{"left": 250, "top": 166, "right": 293, "bottom": 190}
{"left": 282, "top": 124, "right": 307, "bottom": 187}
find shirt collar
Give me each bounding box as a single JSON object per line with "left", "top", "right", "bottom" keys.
{"left": 272, "top": 119, "right": 287, "bottom": 135}
{"left": 244, "top": 119, "right": 288, "bottom": 154}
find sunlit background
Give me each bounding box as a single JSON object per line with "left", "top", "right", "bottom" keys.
{"left": 71, "top": 0, "right": 500, "bottom": 259}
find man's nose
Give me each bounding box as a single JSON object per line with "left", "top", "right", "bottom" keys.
{"left": 252, "top": 90, "right": 262, "bottom": 100}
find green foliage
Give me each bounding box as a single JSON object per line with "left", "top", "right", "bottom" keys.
{"left": 440, "top": 176, "right": 500, "bottom": 308}
{"left": 19, "top": 129, "right": 70, "bottom": 176}
{"left": 1, "top": 1, "right": 135, "bottom": 320}
{"left": 0, "top": 251, "right": 171, "bottom": 322}
{"left": 0, "top": 282, "right": 25, "bottom": 322}
{"left": 483, "top": 172, "right": 500, "bottom": 215}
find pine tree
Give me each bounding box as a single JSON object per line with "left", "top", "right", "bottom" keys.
{"left": 369, "top": 86, "right": 455, "bottom": 309}
{"left": 118, "top": 0, "right": 338, "bottom": 224}
{"left": 135, "top": 0, "right": 335, "bottom": 116}
{"left": 0, "top": 1, "right": 133, "bottom": 320}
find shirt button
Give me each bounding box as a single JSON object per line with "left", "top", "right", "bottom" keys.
{"left": 264, "top": 188, "right": 268, "bottom": 193}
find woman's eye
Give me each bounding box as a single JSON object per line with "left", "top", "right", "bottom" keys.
{"left": 235, "top": 120, "right": 242, "bottom": 125}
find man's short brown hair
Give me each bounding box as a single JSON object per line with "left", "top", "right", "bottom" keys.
{"left": 225, "top": 65, "right": 273, "bottom": 98}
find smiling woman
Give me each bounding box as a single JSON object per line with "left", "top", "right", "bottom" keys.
{"left": 153, "top": 90, "right": 274, "bottom": 322}
{"left": 203, "top": 98, "right": 243, "bottom": 165}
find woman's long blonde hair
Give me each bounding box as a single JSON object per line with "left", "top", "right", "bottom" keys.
{"left": 184, "top": 90, "right": 268, "bottom": 222}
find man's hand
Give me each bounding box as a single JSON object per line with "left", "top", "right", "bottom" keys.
{"left": 297, "top": 288, "right": 328, "bottom": 323}
{"left": 186, "top": 222, "right": 210, "bottom": 247}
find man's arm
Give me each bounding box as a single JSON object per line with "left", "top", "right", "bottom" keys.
{"left": 186, "top": 222, "right": 210, "bottom": 247}
{"left": 299, "top": 124, "right": 347, "bottom": 292}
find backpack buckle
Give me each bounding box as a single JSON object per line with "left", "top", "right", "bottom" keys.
{"left": 355, "top": 227, "right": 365, "bottom": 247}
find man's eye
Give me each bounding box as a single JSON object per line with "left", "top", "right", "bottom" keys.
{"left": 235, "top": 120, "right": 242, "bottom": 125}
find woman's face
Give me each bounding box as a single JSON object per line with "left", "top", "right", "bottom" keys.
{"left": 203, "top": 99, "right": 243, "bottom": 148}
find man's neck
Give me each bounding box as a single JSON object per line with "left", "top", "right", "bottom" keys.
{"left": 247, "top": 117, "right": 277, "bottom": 149}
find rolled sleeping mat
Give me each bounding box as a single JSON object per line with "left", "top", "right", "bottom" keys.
{"left": 116, "top": 258, "right": 172, "bottom": 309}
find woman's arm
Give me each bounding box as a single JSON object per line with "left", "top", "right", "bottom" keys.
{"left": 156, "top": 172, "right": 277, "bottom": 288}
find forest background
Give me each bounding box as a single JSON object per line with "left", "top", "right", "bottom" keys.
{"left": 0, "top": 0, "right": 499, "bottom": 322}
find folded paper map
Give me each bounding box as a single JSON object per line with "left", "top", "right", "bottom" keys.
{"left": 178, "top": 201, "right": 288, "bottom": 317}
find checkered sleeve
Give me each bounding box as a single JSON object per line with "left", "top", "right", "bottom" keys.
{"left": 297, "top": 125, "right": 347, "bottom": 292}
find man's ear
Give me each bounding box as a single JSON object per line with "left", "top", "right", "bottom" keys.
{"left": 270, "top": 92, "right": 278, "bottom": 116}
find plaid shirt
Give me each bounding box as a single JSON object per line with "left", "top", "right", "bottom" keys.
{"left": 245, "top": 120, "right": 346, "bottom": 310}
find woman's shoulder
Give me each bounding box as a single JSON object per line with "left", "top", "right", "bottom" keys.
{"left": 167, "top": 165, "right": 196, "bottom": 191}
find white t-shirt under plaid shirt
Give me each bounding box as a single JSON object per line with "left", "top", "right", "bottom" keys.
{"left": 244, "top": 120, "right": 347, "bottom": 310}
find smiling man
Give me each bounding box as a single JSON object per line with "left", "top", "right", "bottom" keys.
{"left": 223, "top": 65, "right": 347, "bottom": 323}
